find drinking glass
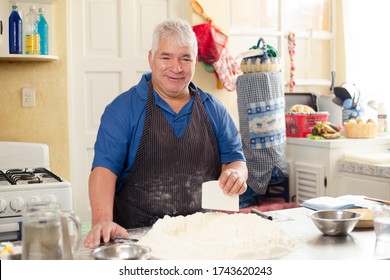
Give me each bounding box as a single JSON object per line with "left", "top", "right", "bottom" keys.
{"left": 372, "top": 205, "right": 390, "bottom": 259}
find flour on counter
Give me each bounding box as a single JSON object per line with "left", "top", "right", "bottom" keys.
{"left": 138, "top": 212, "right": 300, "bottom": 259}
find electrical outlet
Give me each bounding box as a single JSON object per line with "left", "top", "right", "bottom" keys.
{"left": 22, "top": 87, "right": 36, "bottom": 108}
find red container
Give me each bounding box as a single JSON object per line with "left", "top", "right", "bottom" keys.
{"left": 285, "top": 113, "right": 329, "bottom": 137}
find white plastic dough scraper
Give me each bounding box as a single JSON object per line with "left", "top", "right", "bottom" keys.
{"left": 201, "top": 180, "right": 239, "bottom": 212}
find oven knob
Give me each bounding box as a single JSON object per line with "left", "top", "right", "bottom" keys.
{"left": 0, "top": 199, "right": 7, "bottom": 213}
{"left": 42, "top": 195, "right": 57, "bottom": 203}
{"left": 10, "top": 198, "right": 24, "bottom": 212}
{"left": 28, "top": 196, "right": 41, "bottom": 204}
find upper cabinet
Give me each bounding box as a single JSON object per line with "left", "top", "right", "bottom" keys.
{"left": 0, "top": 0, "right": 58, "bottom": 61}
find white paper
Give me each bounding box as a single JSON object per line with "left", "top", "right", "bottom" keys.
{"left": 300, "top": 195, "right": 381, "bottom": 211}
{"left": 201, "top": 180, "right": 239, "bottom": 212}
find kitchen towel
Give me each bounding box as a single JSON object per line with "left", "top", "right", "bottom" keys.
{"left": 236, "top": 71, "right": 288, "bottom": 195}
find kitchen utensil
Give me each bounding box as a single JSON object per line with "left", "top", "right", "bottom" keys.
{"left": 342, "top": 109, "right": 362, "bottom": 123}
{"left": 251, "top": 208, "right": 273, "bottom": 220}
{"left": 331, "top": 96, "right": 343, "bottom": 106}
{"left": 92, "top": 243, "right": 151, "bottom": 260}
{"left": 308, "top": 210, "right": 363, "bottom": 236}
{"left": 365, "top": 197, "right": 390, "bottom": 205}
{"left": 343, "top": 98, "right": 353, "bottom": 109}
{"left": 334, "top": 86, "right": 352, "bottom": 102}
{"left": 201, "top": 180, "right": 239, "bottom": 212}
{"left": 99, "top": 237, "right": 139, "bottom": 246}
{"left": 329, "top": 71, "right": 336, "bottom": 91}
{"left": 342, "top": 83, "right": 361, "bottom": 109}
{"left": 21, "top": 202, "right": 81, "bottom": 260}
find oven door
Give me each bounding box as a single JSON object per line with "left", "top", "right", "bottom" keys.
{"left": 0, "top": 216, "right": 22, "bottom": 242}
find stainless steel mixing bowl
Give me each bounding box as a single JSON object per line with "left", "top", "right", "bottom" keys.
{"left": 308, "top": 210, "right": 364, "bottom": 236}
{"left": 92, "top": 244, "right": 151, "bottom": 260}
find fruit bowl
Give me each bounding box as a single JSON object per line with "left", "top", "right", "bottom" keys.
{"left": 344, "top": 123, "right": 378, "bottom": 138}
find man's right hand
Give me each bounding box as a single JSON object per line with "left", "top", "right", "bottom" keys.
{"left": 84, "top": 221, "right": 129, "bottom": 249}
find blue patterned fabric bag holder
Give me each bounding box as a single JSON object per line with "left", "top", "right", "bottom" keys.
{"left": 246, "top": 97, "right": 286, "bottom": 149}
{"left": 236, "top": 71, "right": 288, "bottom": 194}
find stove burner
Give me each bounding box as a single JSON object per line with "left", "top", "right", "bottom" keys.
{"left": 0, "top": 171, "right": 11, "bottom": 185}
{"left": 2, "top": 168, "right": 62, "bottom": 185}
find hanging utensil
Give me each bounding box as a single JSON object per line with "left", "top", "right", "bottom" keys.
{"left": 330, "top": 71, "right": 336, "bottom": 91}
{"left": 332, "top": 96, "right": 343, "bottom": 107}
{"left": 333, "top": 86, "right": 352, "bottom": 102}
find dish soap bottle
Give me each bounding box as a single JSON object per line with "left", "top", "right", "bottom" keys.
{"left": 8, "top": 3, "right": 23, "bottom": 54}
{"left": 24, "top": 5, "right": 40, "bottom": 54}
{"left": 38, "top": 7, "right": 48, "bottom": 55}
{"left": 378, "top": 102, "right": 388, "bottom": 135}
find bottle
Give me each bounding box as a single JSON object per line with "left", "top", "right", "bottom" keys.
{"left": 8, "top": 3, "right": 23, "bottom": 54}
{"left": 24, "top": 5, "right": 40, "bottom": 54}
{"left": 38, "top": 7, "right": 48, "bottom": 55}
{"left": 378, "top": 103, "right": 388, "bottom": 135}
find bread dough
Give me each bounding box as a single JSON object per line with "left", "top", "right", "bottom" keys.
{"left": 138, "top": 212, "right": 300, "bottom": 259}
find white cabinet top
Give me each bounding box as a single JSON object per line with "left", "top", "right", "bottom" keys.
{"left": 287, "top": 135, "right": 390, "bottom": 149}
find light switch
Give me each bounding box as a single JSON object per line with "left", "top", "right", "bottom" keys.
{"left": 22, "top": 87, "right": 36, "bottom": 108}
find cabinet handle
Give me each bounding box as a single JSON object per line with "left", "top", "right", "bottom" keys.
{"left": 0, "top": 20, "right": 3, "bottom": 35}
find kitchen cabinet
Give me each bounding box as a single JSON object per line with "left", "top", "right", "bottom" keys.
{"left": 286, "top": 136, "right": 390, "bottom": 203}
{"left": 338, "top": 173, "right": 390, "bottom": 199}
{"left": 0, "top": 0, "right": 58, "bottom": 61}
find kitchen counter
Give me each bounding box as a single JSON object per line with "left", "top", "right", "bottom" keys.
{"left": 274, "top": 207, "right": 377, "bottom": 260}
{"left": 286, "top": 134, "right": 390, "bottom": 148}
{"left": 286, "top": 135, "right": 390, "bottom": 202}
{"left": 73, "top": 207, "right": 379, "bottom": 260}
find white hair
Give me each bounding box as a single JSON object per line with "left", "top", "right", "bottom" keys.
{"left": 151, "top": 19, "right": 198, "bottom": 59}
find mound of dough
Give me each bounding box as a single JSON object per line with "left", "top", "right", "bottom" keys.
{"left": 138, "top": 212, "right": 300, "bottom": 259}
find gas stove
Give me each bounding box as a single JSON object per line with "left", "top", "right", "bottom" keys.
{"left": 0, "top": 168, "right": 62, "bottom": 185}
{"left": 0, "top": 142, "right": 73, "bottom": 241}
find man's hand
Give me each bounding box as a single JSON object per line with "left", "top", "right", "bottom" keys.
{"left": 219, "top": 161, "right": 248, "bottom": 195}
{"left": 84, "top": 221, "right": 129, "bottom": 249}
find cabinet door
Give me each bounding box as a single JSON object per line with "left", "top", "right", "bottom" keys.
{"left": 340, "top": 175, "right": 390, "bottom": 200}
{"left": 294, "top": 162, "right": 326, "bottom": 204}
{"left": 69, "top": 0, "right": 191, "bottom": 223}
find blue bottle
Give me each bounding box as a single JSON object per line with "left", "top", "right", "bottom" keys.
{"left": 38, "top": 7, "right": 48, "bottom": 55}
{"left": 9, "top": 3, "right": 23, "bottom": 54}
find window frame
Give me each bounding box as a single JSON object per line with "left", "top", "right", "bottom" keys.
{"left": 229, "top": 0, "right": 336, "bottom": 91}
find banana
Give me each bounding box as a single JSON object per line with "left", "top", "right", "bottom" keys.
{"left": 322, "top": 122, "right": 338, "bottom": 134}
{"left": 321, "top": 132, "right": 341, "bottom": 139}
{"left": 311, "top": 121, "right": 341, "bottom": 139}
{"left": 324, "top": 121, "right": 340, "bottom": 132}
{"left": 312, "top": 126, "right": 320, "bottom": 136}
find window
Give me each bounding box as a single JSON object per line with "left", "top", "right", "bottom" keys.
{"left": 229, "top": 0, "right": 334, "bottom": 94}
{"left": 343, "top": 0, "right": 390, "bottom": 109}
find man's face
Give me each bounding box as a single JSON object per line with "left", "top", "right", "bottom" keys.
{"left": 148, "top": 37, "right": 197, "bottom": 99}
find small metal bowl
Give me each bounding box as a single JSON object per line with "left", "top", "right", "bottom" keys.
{"left": 92, "top": 244, "right": 151, "bottom": 260}
{"left": 308, "top": 210, "right": 364, "bottom": 236}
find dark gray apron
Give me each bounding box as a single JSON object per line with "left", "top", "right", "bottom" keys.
{"left": 113, "top": 81, "right": 221, "bottom": 228}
